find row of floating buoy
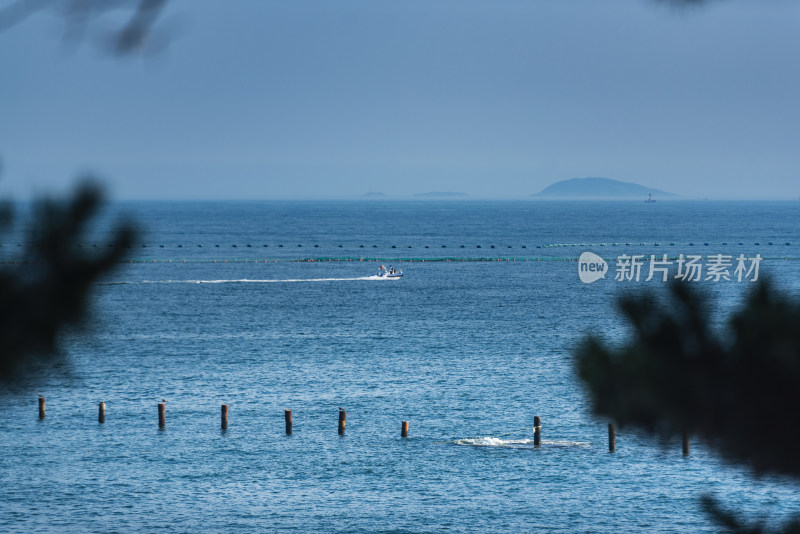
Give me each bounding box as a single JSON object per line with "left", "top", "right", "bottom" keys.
{"left": 59, "top": 243, "right": 532, "bottom": 249}
{"left": 541, "top": 241, "right": 791, "bottom": 248}
{"left": 122, "top": 257, "right": 538, "bottom": 264}
{"left": 2, "top": 241, "right": 793, "bottom": 249}
{"left": 8, "top": 255, "right": 789, "bottom": 265}
{"left": 93, "top": 241, "right": 796, "bottom": 249}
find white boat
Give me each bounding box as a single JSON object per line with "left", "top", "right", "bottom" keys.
{"left": 377, "top": 265, "right": 403, "bottom": 278}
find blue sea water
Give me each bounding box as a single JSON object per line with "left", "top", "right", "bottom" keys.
{"left": 2, "top": 200, "right": 800, "bottom": 532}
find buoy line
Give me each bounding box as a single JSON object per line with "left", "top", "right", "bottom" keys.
{"left": 5, "top": 256, "right": 799, "bottom": 265}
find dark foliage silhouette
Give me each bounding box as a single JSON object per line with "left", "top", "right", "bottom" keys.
{"left": 576, "top": 280, "right": 800, "bottom": 532}
{"left": 0, "top": 0, "right": 172, "bottom": 56}
{"left": 0, "top": 179, "right": 135, "bottom": 382}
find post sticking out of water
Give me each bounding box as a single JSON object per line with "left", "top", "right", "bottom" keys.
{"left": 158, "top": 403, "right": 166, "bottom": 429}
{"left": 401, "top": 421, "right": 409, "bottom": 438}
{"left": 608, "top": 423, "right": 616, "bottom": 452}
{"left": 338, "top": 410, "right": 346, "bottom": 435}
{"left": 98, "top": 402, "right": 106, "bottom": 424}
{"left": 285, "top": 410, "right": 293, "bottom": 435}
{"left": 682, "top": 432, "right": 690, "bottom": 457}
{"left": 221, "top": 404, "right": 229, "bottom": 430}
{"left": 38, "top": 397, "right": 45, "bottom": 420}
{"left": 533, "top": 416, "right": 541, "bottom": 446}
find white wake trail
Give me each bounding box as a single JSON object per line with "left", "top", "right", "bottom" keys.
{"left": 106, "top": 275, "right": 397, "bottom": 285}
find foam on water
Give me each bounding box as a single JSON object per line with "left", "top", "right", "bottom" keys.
{"left": 454, "top": 437, "right": 591, "bottom": 448}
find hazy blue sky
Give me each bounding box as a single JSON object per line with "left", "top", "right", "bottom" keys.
{"left": 1, "top": 0, "right": 798, "bottom": 200}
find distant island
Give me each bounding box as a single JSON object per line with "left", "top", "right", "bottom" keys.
{"left": 413, "top": 192, "right": 467, "bottom": 198}
{"left": 533, "top": 177, "right": 677, "bottom": 199}
{"left": 363, "top": 192, "right": 386, "bottom": 198}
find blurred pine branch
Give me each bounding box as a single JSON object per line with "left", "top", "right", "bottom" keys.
{"left": 0, "top": 178, "right": 136, "bottom": 382}
{"left": 576, "top": 280, "right": 800, "bottom": 531}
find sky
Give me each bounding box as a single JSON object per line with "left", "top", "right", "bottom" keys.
{"left": 0, "top": 0, "right": 798, "bottom": 200}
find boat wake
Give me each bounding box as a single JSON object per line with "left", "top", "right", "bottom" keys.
{"left": 453, "top": 437, "right": 590, "bottom": 448}
{"left": 104, "top": 276, "right": 396, "bottom": 285}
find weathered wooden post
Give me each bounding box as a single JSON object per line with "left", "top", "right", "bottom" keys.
{"left": 221, "top": 404, "right": 229, "bottom": 430}
{"left": 401, "top": 421, "right": 409, "bottom": 438}
{"left": 608, "top": 423, "right": 616, "bottom": 452}
{"left": 533, "top": 416, "right": 542, "bottom": 446}
{"left": 338, "top": 410, "right": 346, "bottom": 435}
{"left": 38, "top": 396, "right": 45, "bottom": 420}
{"left": 98, "top": 402, "right": 106, "bottom": 424}
{"left": 285, "top": 410, "right": 293, "bottom": 435}
{"left": 158, "top": 403, "right": 166, "bottom": 429}
{"left": 682, "top": 432, "right": 690, "bottom": 457}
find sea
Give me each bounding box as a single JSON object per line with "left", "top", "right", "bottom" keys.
{"left": 1, "top": 200, "right": 800, "bottom": 533}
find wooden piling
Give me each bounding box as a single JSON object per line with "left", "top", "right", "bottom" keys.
{"left": 221, "top": 404, "right": 229, "bottom": 430}
{"left": 401, "top": 421, "right": 409, "bottom": 438}
{"left": 682, "top": 432, "right": 690, "bottom": 457}
{"left": 285, "top": 410, "right": 293, "bottom": 435}
{"left": 38, "top": 397, "right": 45, "bottom": 420}
{"left": 608, "top": 423, "right": 616, "bottom": 452}
{"left": 533, "top": 415, "right": 541, "bottom": 446}
{"left": 98, "top": 402, "right": 106, "bottom": 424}
{"left": 338, "top": 410, "right": 346, "bottom": 435}
{"left": 158, "top": 403, "right": 166, "bottom": 429}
